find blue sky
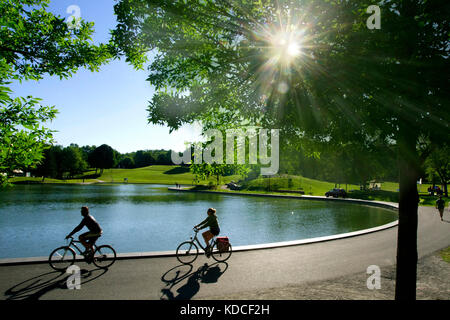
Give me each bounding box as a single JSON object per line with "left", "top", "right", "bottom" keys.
{"left": 10, "top": 0, "right": 201, "bottom": 153}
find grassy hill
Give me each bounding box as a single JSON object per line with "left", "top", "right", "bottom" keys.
{"left": 96, "top": 165, "right": 239, "bottom": 185}
{"left": 11, "top": 165, "right": 240, "bottom": 186}
{"left": 236, "top": 175, "right": 444, "bottom": 205}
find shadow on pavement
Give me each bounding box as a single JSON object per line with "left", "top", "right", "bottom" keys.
{"left": 160, "top": 262, "right": 228, "bottom": 300}
{"left": 4, "top": 267, "right": 109, "bottom": 300}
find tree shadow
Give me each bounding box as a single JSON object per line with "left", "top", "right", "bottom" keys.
{"left": 348, "top": 190, "right": 400, "bottom": 203}
{"left": 163, "top": 167, "right": 190, "bottom": 175}
{"left": 4, "top": 267, "right": 109, "bottom": 300}
{"left": 160, "top": 262, "right": 229, "bottom": 300}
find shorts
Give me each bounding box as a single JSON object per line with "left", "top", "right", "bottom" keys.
{"left": 210, "top": 227, "right": 220, "bottom": 236}
{"left": 80, "top": 231, "right": 102, "bottom": 243}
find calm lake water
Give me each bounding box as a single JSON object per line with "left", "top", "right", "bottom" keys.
{"left": 0, "top": 184, "right": 397, "bottom": 259}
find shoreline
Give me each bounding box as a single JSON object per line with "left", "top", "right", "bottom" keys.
{"left": 167, "top": 186, "right": 400, "bottom": 211}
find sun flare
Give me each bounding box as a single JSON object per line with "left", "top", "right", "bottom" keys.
{"left": 268, "top": 27, "right": 305, "bottom": 64}
{"left": 287, "top": 41, "right": 301, "bottom": 57}
{"left": 249, "top": 14, "right": 315, "bottom": 99}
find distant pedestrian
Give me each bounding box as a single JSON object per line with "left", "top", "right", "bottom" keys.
{"left": 436, "top": 195, "right": 445, "bottom": 221}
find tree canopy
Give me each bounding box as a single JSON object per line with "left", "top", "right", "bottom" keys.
{"left": 88, "top": 144, "right": 117, "bottom": 173}
{"left": 112, "top": 0, "right": 448, "bottom": 140}
{"left": 112, "top": 0, "right": 449, "bottom": 300}
{"left": 0, "top": 0, "right": 115, "bottom": 185}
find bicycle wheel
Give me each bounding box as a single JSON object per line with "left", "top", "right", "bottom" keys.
{"left": 211, "top": 241, "right": 232, "bottom": 262}
{"left": 49, "top": 246, "right": 76, "bottom": 271}
{"left": 176, "top": 241, "right": 199, "bottom": 264}
{"left": 92, "top": 245, "right": 116, "bottom": 269}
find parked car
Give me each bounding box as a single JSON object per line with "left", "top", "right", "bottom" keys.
{"left": 325, "top": 188, "right": 347, "bottom": 198}
{"left": 226, "top": 182, "right": 241, "bottom": 191}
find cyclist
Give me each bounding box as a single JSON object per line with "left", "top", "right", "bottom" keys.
{"left": 66, "top": 206, "right": 102, "bottom": 255}
{"left": 194, "top": 208, "right": 220, "bottom": 257}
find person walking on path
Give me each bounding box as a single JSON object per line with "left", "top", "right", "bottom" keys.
{"left": 436, "top": 195, "right": 445, "bottom": 222}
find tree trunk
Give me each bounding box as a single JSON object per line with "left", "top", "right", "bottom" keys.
{"left": 441, "top": 181, "right": 448, "bottom": 198}
{"left": 395, "top": 124, "right": 419, "bottom": 300}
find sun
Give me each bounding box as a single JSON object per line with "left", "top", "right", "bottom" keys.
{"left": 248, "top": 17, "right": 313, "bottom": 98}
{"left": 266, "top": 27, "right": 305, "bottom": 65}
{"left": 287, "top": 41, "right": 301, "bottom": 57}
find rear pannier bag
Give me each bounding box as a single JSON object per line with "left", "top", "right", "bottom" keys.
{"left": 216, "top": 236, "right": 230, "bottom": 252}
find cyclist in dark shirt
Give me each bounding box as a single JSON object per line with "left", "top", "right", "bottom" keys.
{"left": 66, "top": 206, "right": 102, "bottom": 254}
{"left": 194, "top": 208, "right": 220, "bottom": 257}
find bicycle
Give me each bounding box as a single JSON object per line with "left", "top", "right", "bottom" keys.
{"left": 176, "top": 228, "right": 232, "bottom": 264}
{"left": 48, "top": 236, "right": 117, "bottom": 271}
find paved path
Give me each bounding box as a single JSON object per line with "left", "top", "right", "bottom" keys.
{"left": 1, "top": 206, "right": 449, "bottom": 300}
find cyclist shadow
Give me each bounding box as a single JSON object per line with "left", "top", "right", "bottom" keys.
{"left": 160, "top": 262, "right": 229, "bottom": 300}
{"left": 4, "top": 267, "right": 108, "bottom": 300}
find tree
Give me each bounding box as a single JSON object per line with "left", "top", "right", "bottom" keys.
{"left": 118, "top": 156, "right": 135, "bottom": 169}
{"left": 133, "top": 150, "right": 155, "bottom": 168}
{"left": 33, "top": 145, "right": 62, "bottom": 180}
{"left": 156, "top": 151, "right": 172, "bottom": 165}
{"left": 0, "top": 0, "right": 113, "bottom": 186}
{"left": 112, "top": 0, "right": 449, "bottom": 299}
{"left": 33, "top": 144, "right": 87, "bottom": 179}
{"left": 425, "top": 145, "right": 450, "bottom": 197}
{"left": 0, "top": 91, "right": 56, "bottom": 185}
{"left": 60, "top": 145, "right": 87, "bottom": 178}
{"left": 80, "top": 145, "right": 97, "bottom": 163}
{"left": 88, "top": 144, "right": 116, "bottom": 174}
{"left": 191, "top": 162, "right": 249, "bottom": 186}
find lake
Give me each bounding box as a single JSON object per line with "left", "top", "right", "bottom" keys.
{"left": 0, "top": 184, "right": 397, "bottom": 259}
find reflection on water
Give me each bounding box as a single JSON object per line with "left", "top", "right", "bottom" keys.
{"left": 0, "top": 184, "right": 397, "bottom": 259}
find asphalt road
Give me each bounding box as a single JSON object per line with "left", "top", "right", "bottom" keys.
{"left": 1, "top": 206, "right": 449, "bottom": 300}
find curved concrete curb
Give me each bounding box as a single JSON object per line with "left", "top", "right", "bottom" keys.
{"left": 168, "top": 187, "right": 398, "bottom": 210}
{"left": 0, "top": 190, "right": 398, "bottom": 266}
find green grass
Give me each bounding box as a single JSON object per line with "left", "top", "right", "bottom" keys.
{"left": 96, "top": 165, "right": 241, "bottom": 185}
{"left": 240, "top": 175, "right": 354, "bottom": 195}
{"left": 98, "top": 166, "right": 197, "bottom": 184}
{"left": 237, "top": 175, "right": 399, "bottom": 202}
{"left": 11, "top": 165, "right": 240, "bottom": 186}
{"left": 440, "top": 247, "right": 450, "bottom": 263}
{"left": 10, "top": 176, "right": 98, "bottom": 184}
